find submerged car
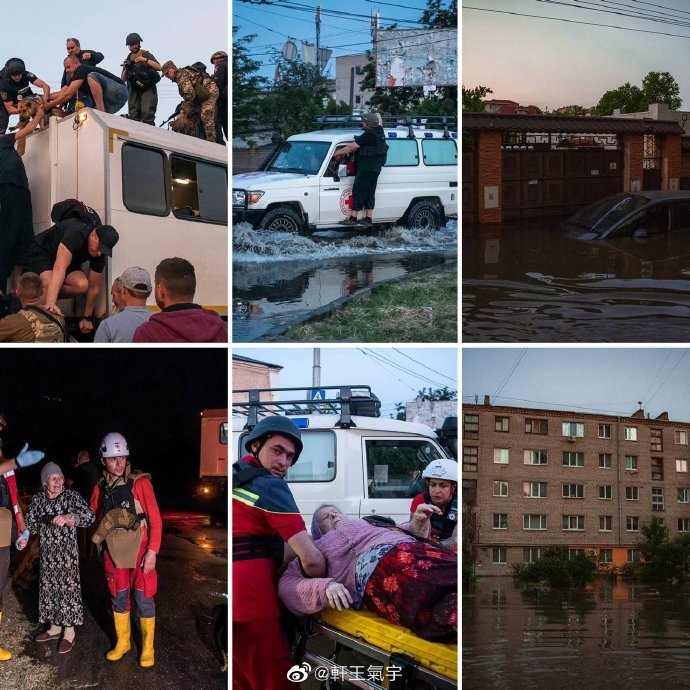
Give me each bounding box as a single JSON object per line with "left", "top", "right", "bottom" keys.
{"left": 560, "top": 190, "right": 690, "bottom": 240}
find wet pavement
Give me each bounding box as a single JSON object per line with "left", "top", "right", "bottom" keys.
{"left": 463, "top": 218, "right": 690, "bottom": 342}
{"left": 4, "top": 510, "right": 227, "bottom": 689}
{"left": 233, "top": 221, "right": 457, "bottom": 342}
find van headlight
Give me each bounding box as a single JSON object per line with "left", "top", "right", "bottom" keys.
{"left": 233, "top": 190, "right": 247, "bottom": 207}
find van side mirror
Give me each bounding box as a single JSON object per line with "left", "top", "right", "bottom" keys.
{"left": 338, "top": 164, "right": 348, "bottom": 179}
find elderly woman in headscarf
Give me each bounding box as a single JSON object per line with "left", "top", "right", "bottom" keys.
{"left": 17, "top": 461, "right": 95, "bottom": 654}
{"left": 278, "top": 503, "right": 457, "bottom": 642}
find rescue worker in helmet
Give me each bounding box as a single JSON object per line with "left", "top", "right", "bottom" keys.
{"left": 89, "top": 432, "right": 162, "bottom": 668}
{"left": 0, "top": 58, "right": 51, "bottom": 136}
{"left": 409, "top": 458, "right": 458, "bottom": 552}
{"left": 233, "top": 416, "right": 326, "bottom": 690}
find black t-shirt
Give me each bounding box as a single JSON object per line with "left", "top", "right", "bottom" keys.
{"left": 0, "top": 133, "right": 28, "bottom": 187}
{"left": 0, "top": 69, "right": 38, "bottom": 104}
{"left": 71, "top": 64, "right": 124, "bottom": 102}
{"left": 33, "top": 218, "right": 106, "bottom": 272}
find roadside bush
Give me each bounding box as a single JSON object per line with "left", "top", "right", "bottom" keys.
{"left": 636, "top": 517, "right": 690, "bottom": 583}
{"left": 512, "top": 546, "right": 596, "bottom": 588}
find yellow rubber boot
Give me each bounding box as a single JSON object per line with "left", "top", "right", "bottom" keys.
{"left": 0, "top": 612, "right": 10, "bottom": 661}
{"left": 139, "top": 616, "right": 155, "bottom": 668}
{"left": 106, "top": 611, "right": 131, "bottom": 661}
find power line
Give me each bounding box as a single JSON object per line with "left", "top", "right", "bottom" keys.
{"left": 392, "top": 348, "right": 456, "bottom": 385}
{"left": 646, "top": 350, "right": 689, "bottom": 408}
{"left": 462, "top": 395, "right": 640, "bottom": 416}
{"left": 641, "top": 349, "right": 674, "bottom": 407}
{"left": 492, "top": 349, "right": 527, "bottom": 400}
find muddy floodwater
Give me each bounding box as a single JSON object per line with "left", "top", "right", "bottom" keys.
{"left": 233, "top": 222, "right": 457, "bottom": 342}
{"left": 463, "top": 576, "right": 690, "bottom": 690}
{"left": 463, "top": 220, "right": 690, "bottom": 342}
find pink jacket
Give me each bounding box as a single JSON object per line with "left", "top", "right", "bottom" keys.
{"left": 278, "top": 518, "right": 427, "bottom": 616}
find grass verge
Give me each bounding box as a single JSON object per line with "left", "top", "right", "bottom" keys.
{"left": 284, "top": 263, "right": 457, "bottom": 342}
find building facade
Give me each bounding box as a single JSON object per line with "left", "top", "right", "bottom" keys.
{"left": 462, "top": 399, "right": 690, "bottom": 576}
{"left": 333, "top": 54, "right": 374, "bottom": 111}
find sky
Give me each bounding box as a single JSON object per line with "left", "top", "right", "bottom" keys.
{"left": 463, "top": 0, "right": 690, "bottom": 112}
{"left": 3, "top": 1, "right": 227, "bottom": 125}
{"left": 232, "top": 347, "right": 458, "bottom": 418}
{"left": 233, "top": 0, "right": 444, "bottom": 81}
{"left": 0, "top": 349, "right": 227, "bottom": 507}
{"left": 462, "top": 348, "right": 690, "bottom": 422}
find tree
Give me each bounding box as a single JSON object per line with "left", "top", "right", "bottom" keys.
{"left": 595, "top": 82, "right": 644, "bottom": 116}
{"left": 232, "top": 27, "right": 268, "bottom": 139}
{"left": 393, "top": 387, "right": 457, "bottom": 420}
{"left": 595, "top": 71, "right": 682, "bottom": 116}
{"left": 462, "top": 85, "right": 492, "bottom": 112}
{"left": 262, "top": 55, "right": 331, "bottom": 138}
{"left": 512, "top": 547, "right": 596, "bottom": 588}
{"left": 636, "top": 517, "right": 690, "bottom": 583}
{"left": 553, "top": 104, "right": 594, "bottom": 116}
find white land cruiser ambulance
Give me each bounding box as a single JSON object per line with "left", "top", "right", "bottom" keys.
{"left": 232, "top": 116, "right": 457, "bottom": 234}
{"left": 232, "top": 385, "right": 457, "bottom": 528}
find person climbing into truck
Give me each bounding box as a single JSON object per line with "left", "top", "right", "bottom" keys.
{"left": 233, "top": 415, "right": 326, "bottom": 690}
{"left": 409, "top": 458, "right": 457, "bottom": 553}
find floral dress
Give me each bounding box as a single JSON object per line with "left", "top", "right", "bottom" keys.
{"left": 25, "top": 488, "right": 95, "bottom": 626}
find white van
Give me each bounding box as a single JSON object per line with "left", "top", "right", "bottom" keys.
{"left": 232, "top": 116, "right": 457, "bottom": 234}
{"left": 232, "top": 385, "right": 456, "bottom": 528}
{"left": 22, "top": 109, "right": 228, "bottom": 316}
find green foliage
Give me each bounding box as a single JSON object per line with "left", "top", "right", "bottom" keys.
{"left": 462, "top": 85, "right": 492, "bottom": 112}
{"left": 636, "top": 517, "right": 690, "bottom": 583}
{"left": 324, "top": 100, "right": 352, "bottom": 115}
{"left": 232, "top": 27, "right": 268, "bottom": 139}
{"left": 553, "top": 105, "right": 594, "bottom": 116}
{"left": 511, "top": 547, "right": 596, "bottom": 588}
{"left": 595, "top": 71, "right": 682, "bottom": 115}
{"left": 421, "top": 0, "right": 458, "bottom": 28}
{"left": 416, "top": 387, "right": 457, "bottom": 401}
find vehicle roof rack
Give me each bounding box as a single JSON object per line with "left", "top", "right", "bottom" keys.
{"left": 233, "top": 385, "right": 381, "bottom": 429}
{"left": 314, "top": 114, "right": 457, "bottom": 138}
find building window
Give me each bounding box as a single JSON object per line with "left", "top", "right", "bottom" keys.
{"left": 495, "top": 416, "right": 509, "bottom": 432}
{"left": 679, "top": 518, "right": 690, "bottom": 532}
{"left": 625, "top": 486, "right": 640, "bottom": 500}
{"left": 493, "top": 481, "right": 508, "bottom": 497}
{"left": 493, "top": 513, "right": 508, "bottom": 530}
{"left": 563, "top": 515, "right": 585, "bottom": 531}
{"left": 354, "top": 95, "right": 361, "bottom": 104}
{"left": 599, "top": 485, "right": 612, "bottom": 500}
{"left": 523, "top": 514, "right": 547, "bottom": 530}
{"left": 170, "top": 156, "right": 228, "bottom": 224}
{"left": 600, "top": 549, "right": 613, "bottom": 564}
{"left": 599, "top": 453, "right": 612, "bottom": 469}
{"left": 651, "top": 457, "right": 664, "bottom": 481}
{"left": 625, "top": 426, "right": 637, "bottom": 441}
{"left": 523, "top": 547, "right": 545, "bottom": 563}
{"left": 677, "top": 459, "right": 688, "bottom": 473}
{"left": 492, "top": 547, "right": 507, "bottom": 564}
{"left": 463, "top": 414, "right": 479, "bottom": 439}
{"left": 598, "top": 424, "right": 611, "bottom": 438}
{"left": 627, "top": 548, "right": 638, "bottom": 562}
{"left": 523, "top": 481, "right": 547, "bottom": 498}
{"left": 562, "top": 484, "right": 584, "bottom": 499}
{"left": 493, "top": 448, "right": 509, "bottom": 464}
{"left": 626, "top": 516, "right": 640, "bottom": 531}
{"left": 625, "top": 455, "right": 638, "bottom": 471}
{"left": 463, "top": 446, "right": 478, "bottom": 473}
{"left": 568, "top": 548, "right": 585, "bottom": 558}
{"left": 675, "top": 430, "right": 688, "bottom": 445}
{"left": 563, "top": 452, "right": 584, "bottom": 467}
{"left": 652, "top": 487, "right": 664, "bottom": 511}
{"left": 525, "top": 418, "right": 548, "bottom": 434}
{"left": 678, "top": 488, "right": 690, "bottom": 503}
{"left": 599, "top": 515, "right": 612, "bottom": 531}
{"left": 562, "top": 422, "right": 584, "bottom": 438}
{"left": 651, "top": 428, "right": 663, "bottom": 451}
{"left": 524, "top": 450, "right": 547, "bottom": 465}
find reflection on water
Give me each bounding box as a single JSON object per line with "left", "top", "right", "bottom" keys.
{"left": 463, "top": 576, "right": 690, "bottom": 689}
{"left": 463, "top": 220, "right": 690, "bottom": 342}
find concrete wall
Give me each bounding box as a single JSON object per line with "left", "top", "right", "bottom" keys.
{"left": 334, "top": 55, "right": 374, "bottom": 110}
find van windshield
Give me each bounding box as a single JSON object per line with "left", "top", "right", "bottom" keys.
{"left": 269, "top": 141, "right": 331, "bottom": 176}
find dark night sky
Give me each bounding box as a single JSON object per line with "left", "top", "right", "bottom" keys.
{"left": 0, "top": 348, "right": 228, "bottom": 507}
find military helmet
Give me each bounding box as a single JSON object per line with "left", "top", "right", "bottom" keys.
{"left": 244, "top": 416, "right": 303, "bottom": 463}
{"left": 191, "top": 62, "right": 207, "bottom": 73}
{"left": 126, "top": 33, "right": 143, "bottom": 46}
{"left": 5, "top": 58, "right": 25, "bottom": 76}
{"left": 100, "top": 432, "right": 130, "bottom": 458}
{"left": 422, "top": 458, "right": 457, "bottom": 482}
{"left": 210, "top": 51, "right": 227, "bottom": 63}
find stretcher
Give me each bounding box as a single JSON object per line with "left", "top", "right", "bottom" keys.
{"left": 295, "top": 608, "right": 457, "bottom": 689}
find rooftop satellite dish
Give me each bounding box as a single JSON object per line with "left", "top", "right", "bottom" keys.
{"left": 282, "top": 39, "right": 297, "bottom": 61}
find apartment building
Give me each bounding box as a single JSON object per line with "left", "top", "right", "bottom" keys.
{"left": 462, "top": 398, "right": 690, "bottom": 576}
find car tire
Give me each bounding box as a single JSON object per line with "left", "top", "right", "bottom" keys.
{"left": 258, "top": 206, "right": 304, "bottom": 233}
{"left": 405, "top": 199, "right": 443, "bottom": 230}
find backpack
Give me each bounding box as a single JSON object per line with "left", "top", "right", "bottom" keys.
{"left": 19, "top": 306, "right": 67, "bottom": 343}
{"left": 187, "top": 67, "right": 218, "bottom": 103}
{"left": 50, "top": 199, "right": 102, "bottom": 229}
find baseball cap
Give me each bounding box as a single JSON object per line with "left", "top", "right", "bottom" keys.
{"left": 119, "top": 266, "right": 152, "bottom": 296}
{"left": 362, "top": 112, "right": 378, "bottom": 125}
{"left": 96, "top": 225, "right": 119, "bottom": 257}
{"left": 160, "top": 60, "right": 176, "bottom": 74}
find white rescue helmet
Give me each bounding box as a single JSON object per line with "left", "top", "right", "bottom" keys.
{"left": 100, "top": 432, "right": 129, "bottom": 458}
{"left": 422, "top": 458, "right": 457, "bottom": 483}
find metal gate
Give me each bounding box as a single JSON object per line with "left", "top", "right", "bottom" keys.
{"left": 502, "top": 147, "right": 623, "bottom": 221}
{"left": 643, "top": 134, "right": 662, "bottom": 190}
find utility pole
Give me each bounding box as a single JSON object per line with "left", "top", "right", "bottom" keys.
{"left": 316, "top": 6, "right": 321, "bottom": 73}
{"left": 313, "top": 348, "right": 321, "bottom": 387}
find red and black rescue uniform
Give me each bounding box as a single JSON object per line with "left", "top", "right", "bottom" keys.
{"left": 233, "top": 455, "right": 307, "bottom": 690}
{"left": 90, "top": 470, "right": 161, "bottom": 617}
{"left": 410, "top": 490, "right": 458, "bottom": 544}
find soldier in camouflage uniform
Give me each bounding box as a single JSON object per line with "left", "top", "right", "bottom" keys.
{"left": 160, "top": 61, "right": 218, "bottom": 143}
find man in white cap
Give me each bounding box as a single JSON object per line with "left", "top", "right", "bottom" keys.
{"left": 94, "top": 267, "right": 152, "bottom": 343}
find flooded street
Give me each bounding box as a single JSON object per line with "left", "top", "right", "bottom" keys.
{"left": 463, "top": 576, "right": 690, "bottom": 690}
{"left": 233, "top": 221, "right": 457, "bottom": 341}
{"left": 462, "top": 220, "right": 690, "bottom": 342}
